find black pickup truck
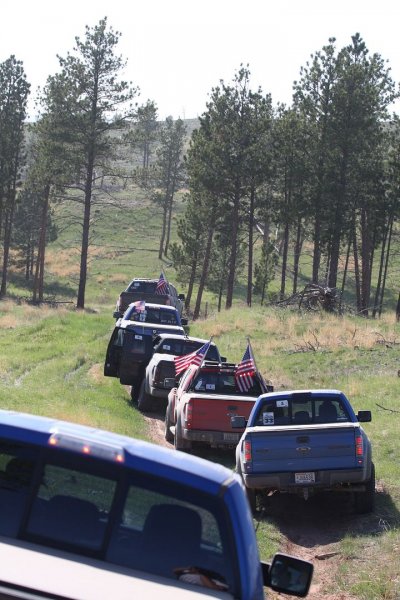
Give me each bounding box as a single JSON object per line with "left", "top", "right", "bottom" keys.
{"left": 113, "top": 278, "right": 185, "bottom": 319}
{"left": 104, "top": 303, "right": 187, "bottom": 397}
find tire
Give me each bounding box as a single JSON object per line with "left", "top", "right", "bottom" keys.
{"left": 174, "top": 418, "right": 192, "bottom": 452}
{"left": 137, "top": 379, "right": 156, "bottom": 412}
{"left": 164, "top": 405, "right": 174, "bottom": 443}
{"left": 354, "top": 463, "right": 375, "bottom": 514}
{"left": 129, "top": 376, "right": 142, "bottom": 404}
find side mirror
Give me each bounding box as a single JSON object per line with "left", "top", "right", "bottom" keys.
{"left": 231, "top": 416, "right": 247, "bottom": 429}
{"left": 220, "top": 356, "right": 227, "bottom": 362}
{"left": 357, "top": 410, "right": 371, "bottom": 422}
{"left": 181, "top": 318, "right": 188, "bottom": 326}
{"left": 263, "top": 553, "right": 314, "bottom": 597}
{"left": 178, "top": 294, "right": 185, "bottom": 300}
{"left": 113, "top": 311, "right": 122, "bottom": 319}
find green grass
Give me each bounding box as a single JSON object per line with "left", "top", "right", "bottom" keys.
{"left": 1, "top": 175, "right": 400, "bottom": 597}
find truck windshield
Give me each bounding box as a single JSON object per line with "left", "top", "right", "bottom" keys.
{"left": 253, "top": 395, "right": 351, "bottom": 426}
{"left": 0, "top": 440, "right": 237, "bottom": 595}
{"left": 190, "top": 371, "right": 263, "bottom": 396}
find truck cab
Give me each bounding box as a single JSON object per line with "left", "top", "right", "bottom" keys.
{"left": 0, "top": 409, "right": 313, "bottom": 599}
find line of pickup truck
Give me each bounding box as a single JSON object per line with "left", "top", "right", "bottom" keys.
{"left": 104, "top": 293, "right": 375, "bottom": 518}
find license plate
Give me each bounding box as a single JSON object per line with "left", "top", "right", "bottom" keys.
{"left": 295, "top": 472, "right": 315, "bottom": 484}
{"left": 223, "top": 433, "right": 239, "bottom": 442}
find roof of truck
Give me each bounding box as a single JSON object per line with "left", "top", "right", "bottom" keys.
{"left": 0, "top": 410, "right": 236, "bottom": 492}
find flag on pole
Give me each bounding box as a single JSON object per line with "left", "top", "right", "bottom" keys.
{"left": 155, "top": 272, "right": 169, "bottom": 295}
{"left": 174, "top": 340, "right": 211, "bottom": 377}
{"left": 235, "top": 342, "right": 257, "bottom": 392}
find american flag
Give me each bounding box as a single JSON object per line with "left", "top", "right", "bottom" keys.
{"left": 235, "top": 343, "right": 257, "bottom": 392}
{"left": 174, "top": 340, "right": 211, "bottom": 377}
{"left": 155, "top": 272, "right": 169, "bottom": 295}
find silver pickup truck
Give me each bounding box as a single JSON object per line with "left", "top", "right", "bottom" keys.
{"left": 137, "top": 334, "right": 224, "bottom": 412}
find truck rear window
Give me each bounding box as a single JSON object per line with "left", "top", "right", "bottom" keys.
{"left": 127, "top": 281, "right": 157, "bottom": 293}
{"left": 0, "top": 440, "right": 236, "bottom": 594}
{"left": 125, "top": 307, "right": 179, "bottom": 325}
{"left": 157, "top": 340, "right": 219, "bottom": 360}
{"left": 190, "top": 372, "right": 263, "bottom": 396}
{"left": 254, "top": 396, "right": 351, "bottom": 426}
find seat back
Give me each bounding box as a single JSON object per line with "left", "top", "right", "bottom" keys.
{"left": 318, "top": 401, "right": 337, "bottom": 422}
{"left": 139, "top": 503, "right": 202, "bottom": 578}
{"left": 40, "top": 495, "right": 101, "bottom": 547}
{"left": 293, "top": 410, "right": 310, "bottom": 424}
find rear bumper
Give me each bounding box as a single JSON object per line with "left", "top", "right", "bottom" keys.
{"left": 184, "top": 428, "right": 242, "bottom": 446}
{"left": 242, "top": 467, "right": 370, "bottom": 492}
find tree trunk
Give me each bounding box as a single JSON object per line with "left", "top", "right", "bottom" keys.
{"left": 339, "top": 233, "right": 352, "bottom": 314}
{"left": 280, "top": 221, "right": 290, "bottom": 300}
{"left": 193, "top": 219, "right": 215, "bottom": 320}
{"left": 0, "top": 210, "right": 12, "bottom": 297}
{"left": 352, "top": 225, "right": 361, "bottom": 314}
{"left": 158, "top": 198, "right": 168, "bottom": 260}
{"left": 378, "top": 216, "right": 393, "bottom": 318}
{"left": 293, "top": 217, "right": 303, "bottom": 294}
{"left": 312, "top": 213, "right": 321, "bottom": 284}
{"left": 247, "top": 187, "right": 255, "bottom": 307}
{"left": 32, "top": 188, "right": 50, "bottom": 303}
{"left": 372, "top": 216, "right": 390, "bottom": 318}
{"left": 225, "top": 183, "right": 241, "bottom": 309}
{"left": 185, "top": 243, "right": 200, "bottom": 310}
{"left": 77, "top": 153, "right": 94, "bottom": 309}
{"left": 360, "top": 207, "right": 371, "bottom": 316}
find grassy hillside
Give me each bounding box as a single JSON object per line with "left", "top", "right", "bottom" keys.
{"left": 1, "top": 165, "right": 400, "bottom": 598}
{"left": 0, "top": 295, "right": 399, "bottom": 598}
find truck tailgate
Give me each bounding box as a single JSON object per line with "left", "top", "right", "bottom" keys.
{"left": 188, "top": 396, "right": 256, "bottom": 433}
{"left": 248, "top": 423, "right": 360, "bottom": 472}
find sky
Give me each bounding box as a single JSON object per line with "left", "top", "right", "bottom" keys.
{"left": 2, "top": 0, "right": 400, "bottom": 120}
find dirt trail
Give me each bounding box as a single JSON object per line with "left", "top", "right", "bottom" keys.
{"left": 143, "top": 411, "right": 382, "bottom": 600}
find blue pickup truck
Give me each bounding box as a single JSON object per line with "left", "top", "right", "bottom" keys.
{"left": 0, "top": 409, "right": 313, "bottom": 599}
{"left": 234, "top": 389, "right": 374, "bottom": 514}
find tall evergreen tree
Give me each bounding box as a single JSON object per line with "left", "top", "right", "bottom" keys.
{"left": 40, "top": 18, "right": 138, "bottom": 308}
{"left": 0, "top": 56, "right": 30, "bottom": 297}
{"left": 151, "top": 116, "right": 186, "bottom": 259}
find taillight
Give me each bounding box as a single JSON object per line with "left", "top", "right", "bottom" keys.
{"left": 185, "top": 400, "right": 193, "bottom": 428}
{"left": 153, "top": 365, "right": 162, "bottom": 386}
{"left": 244, "top": 440, "right": 252, "bottom": 462}
{"left": 355, "top": 435, "right": 363, "bottom": 464}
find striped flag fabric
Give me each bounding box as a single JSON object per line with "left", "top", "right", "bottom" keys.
{"left": 174, "top": 340, "right": 211, "bottom": 377}
{"left": 155, "top": 272, "right": 169, "bottom": 295}
{"left": 235, "top": 343, "right": 257, "bottom": 392}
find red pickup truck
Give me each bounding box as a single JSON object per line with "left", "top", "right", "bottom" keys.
{"left": 165, "top": 360, "right": 273, "bottom": 451}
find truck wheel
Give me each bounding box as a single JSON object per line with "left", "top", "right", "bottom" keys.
{"left": 164, "top": 405, "right": 174, "bottom": 443}
{"left": 174, "top": 419, "right": 192, "bottom": 452}
{"left": 137, "top": 380, "right": 155, "bottom": 412}
{"left": 354, "top": 463, "right": 375, "bottom": 514}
